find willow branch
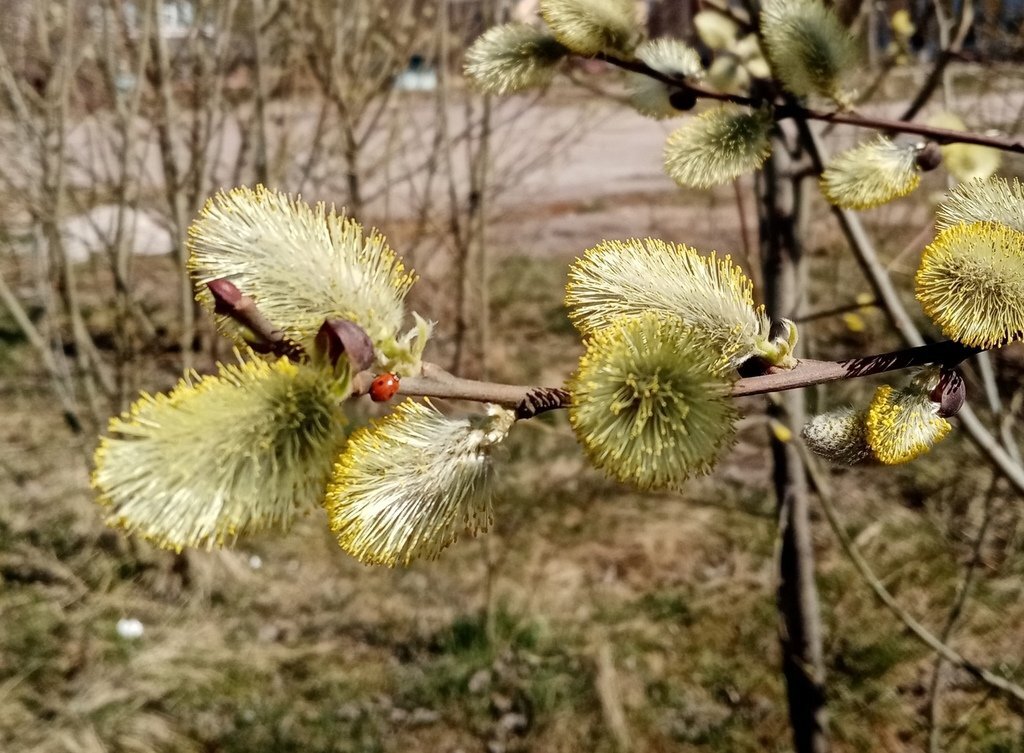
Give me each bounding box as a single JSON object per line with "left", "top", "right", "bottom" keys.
{"left": 795, "top": 119, "right": 1024, "bottom": 498}
{"left": 397, "top": 363, "right": 569, "bottom": 420}
{"left": 900, "top": 0, "right": 974, "bottom": 122}
{"left": 799, "top": 441, "right": 1024, "bottom": 706}
{"left": 926, "top": 473, "right": 999, "bottom": 753}
{"left": 390, "top": 340, "right": 980, "bottom": 416}
{"left": 210, "top": 274, "right": 980, "bottom": 415}
{"left": 597, "top": 54, "right": 1024, "bottom": 154}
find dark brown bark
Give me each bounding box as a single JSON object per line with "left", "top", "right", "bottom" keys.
{"left": 759, "top": 134, "right": 830, "bottom": 753}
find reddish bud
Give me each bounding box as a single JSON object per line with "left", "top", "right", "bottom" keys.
{"left": 929, "top": 368, "right": 966, "bottom": 418}
{"left": 207, "top": 278, "right": 244, "bottom": 315}
{"left": 315, "top": 319, "right": 375, "bottom": 372}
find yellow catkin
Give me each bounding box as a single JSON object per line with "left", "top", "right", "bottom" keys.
{"left": 916, "top": 221, "right": 1024, "bottom": 347}
{"left": 865, "top": 385, "right": 951, "bottom": 464}
{"left": 325, "top": 400, "right": 514, "bottom": 567}
{"left": 568, "top": 313, "right": 738, "bottom": 490}
{"left": 565, "top": 237, "right": 769, "bottom": 364}
{"left": 464, "top": 23, "right": 568, "bottom": 95}
{"left": 93, "top": 357, "right": 348, "bottom": 551}
{"left": 820, "top": 137, "right": 921, "bottom": 210}
{"left": 188, "top": 185, "right": 417, "bottom": 354}
{"left": 663, "top": 106, "right": 773, "bottom": 188}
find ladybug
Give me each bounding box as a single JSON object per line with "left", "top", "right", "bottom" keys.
{"left": 369, "top": 372, "right": 400, "bottom": 402}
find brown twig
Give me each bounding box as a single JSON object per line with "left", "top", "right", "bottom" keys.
{"left": 206, "top": 279, "right": 305, "bottom": 360}
{"left": 392, "top": 340, "right": 980, "bottom": 413}
{"left": 925, "top": 473, "right": 1000, "bottom": 753}
{"left": 596, "top": 54, "right": 1024, "bottom": 154}
{"left": 799, "top": 442, "right": 1024, "bottom": 705}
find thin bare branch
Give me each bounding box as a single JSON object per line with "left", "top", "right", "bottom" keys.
{"left": 901, "top": 0, "right": 975, "bottom": 121}
{"left": 389, "top": 339, "right": 981, "bottom": 412}
{"left": 598, "top": 53, "right": 1024, "bottom": 154}
{"left": 800, "top": 442, "right": 1024, "bottom": 706}
{"left": 926, "top": 473, "right": 1000, "bottom": 753}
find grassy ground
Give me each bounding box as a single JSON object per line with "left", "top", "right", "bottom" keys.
{"left": 4, "top": 188, "right": 1024, "bottom": 753}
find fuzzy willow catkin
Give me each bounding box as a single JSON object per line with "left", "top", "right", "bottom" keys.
{"left": 568, "top": 313, "right": 738, "bottom": 490}
{"left": 565, "top": 237, "right": 770, "bottom": 364}
{"left": 188, "top": 186, "right": 427, "bottom": 372}
{"left": 325, "top": 400, "right": 515, "bottom": 567}
{"left": 916, "top": 221, "right": 1024, "bottom": 348}
{"left": 760, "top": 0, "right": 857, "bottom": 103}
{"left": 820, "top": 137, "right": 921, "bottom": 209}
{"left": 936, "top": 177, "right": 1024, "bottom": 233}
{"left": 464, "top": 23, "right": 568, "bottom": 95}
{"left": 93, "top": 358, "right": 349, "bottom": 551}
{"left": 802, "top": 407, "right": 873, "bottom": 466}
{"left": 663, "top": 106, "right": 773, "bottom": 188}
{"left": 539, "top": 0, "right": 640, "bottom": 56}
{"left": 865, "top": 384, "right": 951, "bottom": 464}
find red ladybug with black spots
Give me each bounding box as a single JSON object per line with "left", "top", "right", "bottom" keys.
{"left": 369, "top": 373, "right": 400, "bottom": 402}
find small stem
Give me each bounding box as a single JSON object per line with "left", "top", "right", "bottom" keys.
{"left": 925, "top": 473, "right": 999, "bottom": 752}
{"left": 799, "top": 441, "right": 1024, "bottom": 706}
{"left": 596, "top": 54, "right": 1024, "bottom": 154}
{"left": 732, "top": 340, "right": 980, "bottom": 397}
{"left": 392, "top": 340, "right": 981, "bottom": 413}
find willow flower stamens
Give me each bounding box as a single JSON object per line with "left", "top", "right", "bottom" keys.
{"left": 188, "top": 185, "right": 428, "bottom": 373}
{"left": 565, "top": 238, "right": 771, "bottom": 365}
{"left": 326, "top": 400, "right": 515, "bottom": 567}
{"left": 865, "top": 381, "right": 951, "bottom": 465}
{"left": 915, "top": 221, "right": 1024, "bottom": 348}
{"left": 92, "top": 357, "right": 349, "bottom": 551}
{"left": 820, "top": 137, "right": 921, "bottom": 209}
{"left": 664, "top": 106, "right": 773, "bottom": 189}
{"left": 464, "top": 23, "right": 568, "bottom": 95}
{"left": 568, "top": 313, "right": 738, "bottom": 490}
{"left": 936, "top": 177, "right": 1024, "bottom": 234}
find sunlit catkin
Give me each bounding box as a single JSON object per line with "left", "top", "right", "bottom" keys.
{"left": 915, "top": 221, "right": 1024, "bottom": 347}
{"left": 820, "top": 137, "right": 921, "bottom": 209}
{"left": 325, "top": 401, "right": 515, "bottom": 567}
{"left": 565, "top": 238, "right": 771, "bottom": 364}
{"left": 188, "top": 186, "right": 426, "bottom": 372}
{"left": 865, "top": 383, "right": 951, "bottom": 465}
{"left": 664, "top": 106, "right": 773, "bottom": 188}
{"left": 936, "top": 177, "right": 1024, "bottom": 234}
{"left": 464, "top": 23, "right": 568, "bottom": 95}
{"left": 568, "top": 313, "right": 738, "bottom": 490}
{"left": 760, "top": 0, "right": 857, "bottom": 104}
{"left": 539, "top": 0, "right": 640, "bottom": 56}
{"left": 93, "top": 358, "right": 349, "bottom": 551}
